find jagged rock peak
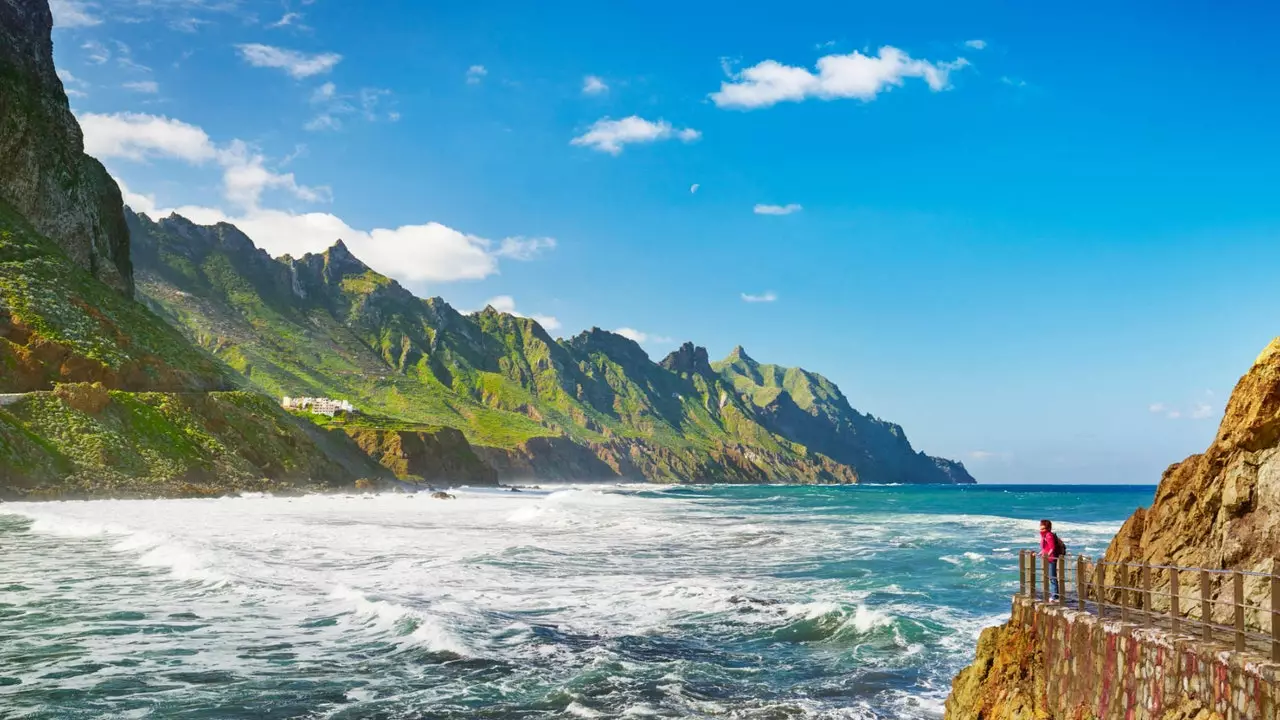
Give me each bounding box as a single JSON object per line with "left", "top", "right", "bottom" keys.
{"left": 321, "top": 239, "right": 371, "bottom": 272}
{"left": 661, "top": 342, "right": 714, "bottom": 377}
{"left": 569, "top": 328, "right": 649, "bottom": 361}
{"left": 724, "top": 345, "right": 755, "bottom": 365}
{"left": 0, "top": 0, "right": 133, "bottom": 295}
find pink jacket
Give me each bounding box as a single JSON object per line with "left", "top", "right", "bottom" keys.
{"left": 1040, "top": 531, "right": 1057, "bottom": 560}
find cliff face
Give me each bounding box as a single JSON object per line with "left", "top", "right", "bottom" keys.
{"left": 344, "top": 427, "right": 498, "bottom": 486}
{"left": 0, "top": 0, "right": 131, "bottom": 295}
{"left": 1104, "top": 338, "right": 1280, "bottom": 574}
{"left": 946, "top": 337, "right": 1280, "bottom": 719}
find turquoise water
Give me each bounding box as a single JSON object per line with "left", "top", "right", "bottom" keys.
{"left": 0, "top": 483, "right": 1153, "bottom": 719}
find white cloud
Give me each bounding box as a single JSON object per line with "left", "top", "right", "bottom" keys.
{"left": 58, "top": 68, "right": 89, "bottom": 97}
{"left": 478, "top": 296, "right": 561, "bottom": 331}
{"left": 219, "top": 139, "right": 330, "bottom": 207}
{"left": 82, "top": 40, "right": 110, "bottom": 64}
{"left": 112, "top": 40, "right": 150, "bottom": 73}
{"left": 304, "top": 114, "right": 341, "bottom": 132}
{"left": 80, "top": 112, "right": 218, "bottom": 163}
{"left": 466, "top": 65, "right": 488, "bottom": 84}
{"left": 1149, "top": 396, "right": 1218, "bottom": 421}
{"left": 964, "top": 39, "right": 987, "bottom": 50}
{"left": 115, "top": 178, "right": 158, "bottom": 215}
{"left": 570, "top": 116, "right": 701, "bottom": 155}
{"left": 80, "top": 112, "right": 328, "bottom": 210}
{"left": 94, "top": 113, "right": 554, "bottom": 287}
{"left": 710, "top": 45, "right": 969, "bottom": 110}
{"left": 310, "top": 82, "right": 337, "bottom": 103}
{"left": 305, "top": 83, "right": 395, "bottom": 131}
{"left": 156, "top": 207, "right": 549, "bottom": 284}
{"left": 51, "top": 0, "right": 101, "bottom": 28}
{"left": 1001, "top": 76, "right": 1028, "bottom": 88}
{"left": 270, "top": 12, "right": 303, "bottom": 28}
{"left": 496, "top": 236, "right": 557, "bottom": 260}
{"left": 754, "top": 203, "right": 802, "bottom": 215}
{"left": 123, "top": 80, "right": 159, "bottom": 93}
{"left": 968, "top": 450, "right": 1012, "bottom": 463}
{"left": 236, "top": 43, "right": 341, "bottom": 79}
{"left": 690, "top": 183, "right": 699, "bottom": 194}
{"left": 614, "top": 328, "right": 673, "bottom": 345}
{"left": 741, "top": 291, "right": 777, "bottom": 303}
{"left": 582, "top": 75, "right": 608, "bottom": 95}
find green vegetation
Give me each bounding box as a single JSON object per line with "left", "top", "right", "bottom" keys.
{"left": 0, "top": 384, "right": 389, "bottom": 499}
{"left": 127, "top": 210, "right": 972, "bottom": 484}
{"left": 0, "top": 199, "right": 231, "bottom": 392}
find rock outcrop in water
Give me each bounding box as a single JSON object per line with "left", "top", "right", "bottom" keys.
{"left": 945, "top": 337, "right": 1280, "bottom": 719}
{"left": 0, "top": 0, "right": 132, "bottom": 296}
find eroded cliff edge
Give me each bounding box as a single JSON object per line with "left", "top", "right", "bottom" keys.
{"left": 945, "top": 338, "right": 1280, "bottom": 720}
{"left": 0, "top": 0, "right": 132, "bottom": 295}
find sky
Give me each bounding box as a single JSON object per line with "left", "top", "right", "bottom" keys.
{"left": 46, "top": 0, "right": 1280, "bottom": 485}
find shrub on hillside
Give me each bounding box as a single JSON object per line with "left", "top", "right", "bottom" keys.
{"left": 53, "top": 382, "right": 111, "bottom": 414}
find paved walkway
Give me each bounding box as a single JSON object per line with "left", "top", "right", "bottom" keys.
{"left": 1023, "top": 591, "right": 1280, "bottom": 661}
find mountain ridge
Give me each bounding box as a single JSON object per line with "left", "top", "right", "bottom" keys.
{"left": 129, "top": 206, "right": 975, "bottom": 486}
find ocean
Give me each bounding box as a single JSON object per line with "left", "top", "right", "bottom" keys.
{"left": 0, "top": 483, "right": 1153, "bottom": 719}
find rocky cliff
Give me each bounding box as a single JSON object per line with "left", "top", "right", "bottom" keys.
{"left": 945, "top": 337, "right": 1280, "bottom": 719}
{"left": 1104, "top": 338, "right": 1280, "bottom": 574}
{"left": 0, "top": 0, "right": 131, "bottom": 295}
{"left": 344, "top": 426, "right": 498, "bottom": 486}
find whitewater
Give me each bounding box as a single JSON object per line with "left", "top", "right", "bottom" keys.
{"left": 0, "top": 483, "right": 1153, "bottom": 719}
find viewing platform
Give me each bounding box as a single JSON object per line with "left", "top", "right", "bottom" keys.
{"left": 1001, "top": 551, "right": 1280, "bottom": 719}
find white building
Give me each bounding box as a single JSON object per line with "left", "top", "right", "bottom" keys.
{"left": 282, "top": 396, "right": 357, "bottom": 417}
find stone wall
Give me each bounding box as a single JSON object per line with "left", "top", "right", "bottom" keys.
{"left": 946, "top": 596, "right": 1279, "bottom": 720}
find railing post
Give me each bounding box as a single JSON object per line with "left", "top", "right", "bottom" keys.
{"left": 1142, "top": 563, "right": 1152, "bottom": 617}
{"left": 1018, "top": 551, "right": 1025, "bottom": 595}
{"left": 1271, "top": 572, "right": 1280, "bottom": 662}
{"left": 1077, "top": 555, "right": 1086, "bottom": 611}
{"left": 1026, "top": 550, "right": 1033, "bottom": 597}
{"left": 1234, "top": 571, "right": 1246, "bottom": 653}
{"left": 1170, "top": 569, "right": 1180, "bottom": 635}
{"left": 1095, "top": 559, "right": 1104, "bottom": 617}
{"left": 1120, "top": 562, "right": 1130, "bottom": 623}
{"left": 1198, "top": 571, "right": 1208, "bottom": 638}
{"left": 1058, "top": 558, "right": 1067, "bottom": 604}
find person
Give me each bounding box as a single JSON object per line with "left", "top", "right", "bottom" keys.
{"left": 1039, "top": 519, "right": 1064, "bottom": 602}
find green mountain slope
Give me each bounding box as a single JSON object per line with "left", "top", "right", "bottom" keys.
{"left": 714, "top": 346, "right": 975, "bottom": 484}
{"left": 131, "top": 209, "right": 974, "bottom": 485}
{"left": 0, "top": 197, "right": 233, "bottom": 393}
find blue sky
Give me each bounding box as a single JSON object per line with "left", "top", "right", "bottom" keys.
{"left": 48, "top": 0, "right": 1280, "bottom": 484}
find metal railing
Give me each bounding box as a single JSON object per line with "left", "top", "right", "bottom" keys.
{"left": 1017, "top": 550, "right": 1280, "bottom": 662}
